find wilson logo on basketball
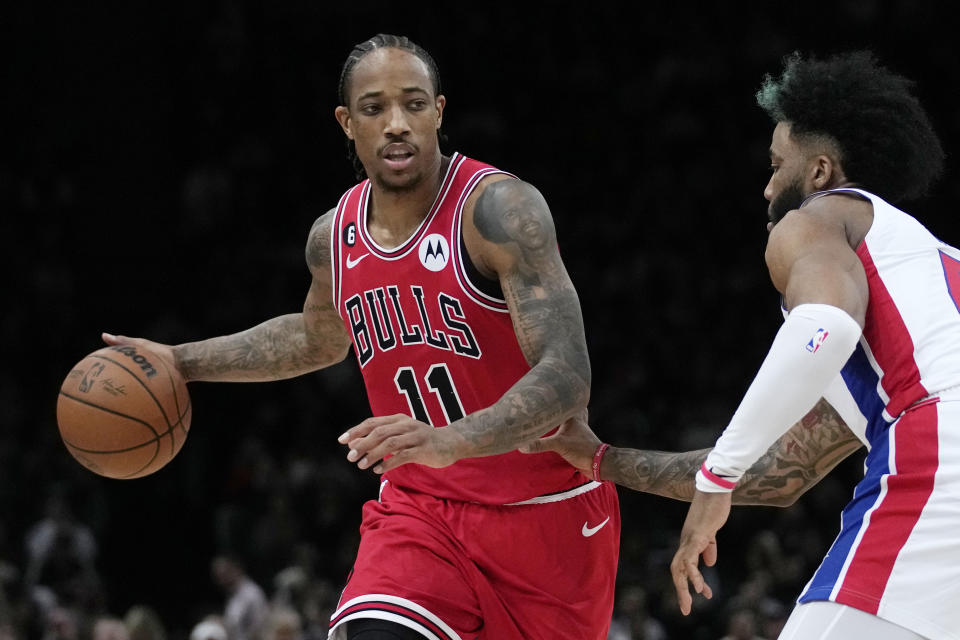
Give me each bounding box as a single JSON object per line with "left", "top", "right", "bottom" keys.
{"left": 110, "top": 345, "right": 159, "bottom": 378}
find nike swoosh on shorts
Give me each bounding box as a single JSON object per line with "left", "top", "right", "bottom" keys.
{"left": 581, "top": 516, "right": 610, "bottom": 537}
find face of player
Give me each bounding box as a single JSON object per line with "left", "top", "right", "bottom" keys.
{"left": 764, "top": 122, "right": 811, "bottom": 227}
{"left": 336, "top": 48, "right": 445, "bottom": 192}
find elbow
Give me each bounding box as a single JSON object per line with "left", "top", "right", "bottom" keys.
{"left": 767, "top": 489, "right": 802, "bottom": 508}
{"left": 304, "top": 335, "right": 352, "bottom": 370}
{"left": 558, "top": 354, "right": 591, "bottom": 409}
{"left": 771, "top": 494, "right": 799, "bottom": 508}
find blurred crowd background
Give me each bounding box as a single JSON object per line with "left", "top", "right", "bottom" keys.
{"left": 4, "top": 2, "right": 960, "bottom": 639}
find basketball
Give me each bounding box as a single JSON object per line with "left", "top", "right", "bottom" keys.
{"left": 56, "top": 344, "right": 192, "bottom": 479}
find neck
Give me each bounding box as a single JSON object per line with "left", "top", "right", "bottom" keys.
{"left": 368, "top": 154, "right": 449, "bottom": 247}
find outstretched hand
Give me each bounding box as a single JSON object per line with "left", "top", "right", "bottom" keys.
{"left": 338, "top": 414, "right": 463, "bottom": 474}
{"left": 518, "top": 408, "right": 600, "bottom": 477}
{"left": 670, "top": 490, "right": 731, "bottom": 615}
{"left": 101, "top": 332, "right": 181, "bottom": 379}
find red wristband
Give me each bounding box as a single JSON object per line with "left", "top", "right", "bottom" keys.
{"left": 592, "top": 443, "right": 610, "bottom": 482}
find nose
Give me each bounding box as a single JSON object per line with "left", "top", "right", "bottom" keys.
{"left": 384, "top": 103, "right": 410, "bottom": 137}
{"left": 763, "top": 175, "right": 775, "bottom": 202}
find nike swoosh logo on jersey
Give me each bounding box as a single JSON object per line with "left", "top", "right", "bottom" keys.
{"left": 581, "top": 516, "right": 610, "bottom": 537}
{"left": 346, "top": 253, "right": 369, "bottom": 269}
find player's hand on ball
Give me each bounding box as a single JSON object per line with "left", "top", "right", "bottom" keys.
{"left": 338, "top": 414, "right": 461, "bottom": 473}
{"left": 102, "top": 333, "right": 181, "bottom": 380}
{"left": 518, "top": 408, "right": 599, "bottom": 477}
{"left": 670, "top": 490, "right": 731, "bottom": 615}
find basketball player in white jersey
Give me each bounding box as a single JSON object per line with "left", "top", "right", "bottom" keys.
{"left": 525, "top": 51, "right": 959, "bottom": 640}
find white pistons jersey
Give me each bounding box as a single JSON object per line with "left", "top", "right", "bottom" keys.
{"left": 798, "top": 188, "right": 960, "bottom": 640}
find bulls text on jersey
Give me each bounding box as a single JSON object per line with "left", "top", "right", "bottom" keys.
{"left": 344, "top": 285, "right": 481, "bottom": 367}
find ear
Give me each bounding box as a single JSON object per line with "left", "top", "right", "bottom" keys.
{"left": 807, "top": 154, "right": 837, "bottom": 191}
{"left": 335, "top": 106, "right": 353, "bottom": 140}
{"left": 435, "top": 94, "right": 446, "bottom": 130}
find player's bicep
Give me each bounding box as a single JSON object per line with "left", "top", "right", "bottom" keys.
{"left": 471, "top": 179, "right": 587, "bottom": 367}
{"left": 302, "top": 210, "right": 351, "bottom": 361}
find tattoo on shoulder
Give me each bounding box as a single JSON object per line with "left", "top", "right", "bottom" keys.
{"left": 473, "top": 180, "right": 556, "bottom": 255}
{"left": 305, "top": 210, "right": 336, "bottom": 271}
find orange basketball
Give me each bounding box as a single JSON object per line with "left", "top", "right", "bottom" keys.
{"left": 57, "top": 344, "right": 191, "bottom": 479}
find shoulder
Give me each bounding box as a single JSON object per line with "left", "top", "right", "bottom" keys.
{"left": 468, "top": 175, "right": 555, "bottom": 245}
{"left": 768, "top": 192, "right": 871, "bottom": 257}
{"left": 305, "top": 207, "right": 338, "bottom": 272}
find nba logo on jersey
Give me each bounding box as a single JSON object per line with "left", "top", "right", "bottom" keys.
{"left": 419, "top": 234, "right": 449, "bottom": 272}
{"left": 806, "top": 328, "right": 830, "bottom": 353}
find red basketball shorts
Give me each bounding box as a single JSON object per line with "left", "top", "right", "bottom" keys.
{"left": 328, "top": 480, "right": 620, "bottom": 640}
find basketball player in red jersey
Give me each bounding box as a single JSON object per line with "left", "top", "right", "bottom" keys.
{"left": 103, "top": 34, "right": 619, "bottom": 640}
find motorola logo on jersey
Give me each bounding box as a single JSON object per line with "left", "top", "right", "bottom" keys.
{"left": 419, "top": 234, "right": 449, "bottom": 272}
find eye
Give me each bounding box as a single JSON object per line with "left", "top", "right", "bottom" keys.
{"left": 769, "top": 165, "right": 779, "bottom": 174}
{"left": 359, "top": 104, "right": 382, "bottom": 116}
{"left": 408, "top": 99, "right": 428, "bottom": 111}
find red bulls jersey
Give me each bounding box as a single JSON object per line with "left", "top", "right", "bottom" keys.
{"left": 330, "top": 153, "right": 581, "bottom": 504}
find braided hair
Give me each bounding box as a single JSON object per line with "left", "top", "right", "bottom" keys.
{"left": 338, "top": 34, "right": 446, "bottom": 181}
{"left": 756, "top": 50, "right": 944, "bottom": 203}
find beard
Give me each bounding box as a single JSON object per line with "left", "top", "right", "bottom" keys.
{"left": 768, "top": 178, "right": 806, "bottom": 226}
{"left": 372, "top": 170, "right": 422, "bottom": 193}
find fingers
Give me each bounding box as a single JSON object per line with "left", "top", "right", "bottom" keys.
{"left": 671, "top": 557, "right": 694, "bottom": 616}
{"left": 517, "top": 439, "right": 545, "bottom": 455}
{"left": 102, "top": 332, "right": 127, "bottom": 346}
{"left": 337, "top": 414, "right": 406, "bottom": 445}
{"left": 339, "top": 415, "right": 420, "bottom": 471}
{"left": 670, "top": 537, "right": 716, "bottom": 616}
{"left": 702, "top": 540, "right": 718, "bottom": 567}
{"left": 351, "top": 428, "right": 413, "bottom": 469}
{"left": 374, "top": 449, "right": 412, "bottom": 474}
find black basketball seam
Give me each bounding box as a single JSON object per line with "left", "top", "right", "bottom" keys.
{"left": 59, "top": 389, "right": 162, "bottom": 439}
{"left": 155, "top": 355, "right": 189, "bottom": 459}
{"left": 58, "top": 389, "right": 162, "bottom": 476}
{"left": 59, "top": 391, "right": 191, "bottom": 446}
{"left": 90, "top": 353, "right": 175, "bottom": 433}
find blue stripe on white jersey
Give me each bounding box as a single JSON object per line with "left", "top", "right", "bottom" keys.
{"left": 800, "top": 344, "right": 890, "bottom": 602}
{"left": 841, "top": 344, "right": 892, "bottom": 442}
{"left": 800, "top": 429, "right": 891, "bottom": 602}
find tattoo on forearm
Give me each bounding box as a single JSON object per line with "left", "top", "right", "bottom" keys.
{"left": 453, "top": 180, "right": 590, "bottom": 455}
{"left": 602, "top": 399, "right": 862, "bottom": 506}
{"left": 735, "top": 399, "right": 862, "bottom": 505}
{"left": 175, "top": 314, "right": 322, "bottom": 381}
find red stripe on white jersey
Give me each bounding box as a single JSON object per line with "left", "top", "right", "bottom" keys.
{"left": 834, "top": 401, "right": 940, "bottom": 613}
{"left": 857, "top": 243, "right": 929, "bottom": 419}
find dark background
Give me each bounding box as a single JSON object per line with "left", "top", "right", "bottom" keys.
{"left": 4, "top": 2, "right": 959, "bottom": 639}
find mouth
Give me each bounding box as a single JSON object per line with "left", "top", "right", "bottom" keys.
{"left": 381, "top": 143, "right": 416, "bottom": 171}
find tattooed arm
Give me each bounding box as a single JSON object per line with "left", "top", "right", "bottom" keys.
{"left": 340, "top": 176, "right": 591, "bottom": 472}
{"left": 103, "top": 210, "right": 353, "bottom": 382}
{"left": 525, "top": 399, "right": 863, "bottom": 507}
{"left": 449, "top": 177, "right": 590, "bottom": 452}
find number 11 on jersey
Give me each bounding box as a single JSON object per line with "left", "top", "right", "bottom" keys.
{"left": 394, "top": 364, "right": 466, "bottom": 426}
